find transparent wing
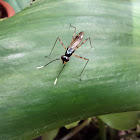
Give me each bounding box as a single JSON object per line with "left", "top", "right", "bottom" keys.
{"left": 68, "top": 32, "right": 84, "bottom": 50}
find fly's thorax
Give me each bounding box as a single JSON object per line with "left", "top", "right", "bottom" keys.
{"left": 65, "top": 47, "right": 74, "bottom": 57}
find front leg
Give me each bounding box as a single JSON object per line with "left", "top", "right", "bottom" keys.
{"left": 46, "top": 37, "right": 67, "bottom": 57}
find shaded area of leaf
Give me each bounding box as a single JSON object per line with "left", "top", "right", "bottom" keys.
{"left": 99, "top": 111, "right": 139, "bottom": 131}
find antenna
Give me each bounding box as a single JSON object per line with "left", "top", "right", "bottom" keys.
{"left": 36, "top": 58, "right": 60, "bottom": 69}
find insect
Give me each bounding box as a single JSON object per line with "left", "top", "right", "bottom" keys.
{"left": 36, "top": 24, "right": 92, "bottom": 85}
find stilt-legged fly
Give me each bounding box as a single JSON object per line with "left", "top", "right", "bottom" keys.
{"left": 37, "top": 24, "right": 92, "bottom": 85}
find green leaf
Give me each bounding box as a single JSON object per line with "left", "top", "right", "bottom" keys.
{"left": 0, "top": 0, "right": 140, "bottom": 139}
{"left": 42, "top": 129, "right": 59, "bottom": 140}
{"left": 99, "top": 111, "right": 139, "bottom": 130}
{"left": 65, "top": 121, "right": 79, "bottom": 129}
{"left": 4, "top": 0, "right": 31, "bottom": 13}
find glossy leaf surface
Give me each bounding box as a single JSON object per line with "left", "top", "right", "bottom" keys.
{"left": 0, "top": 0, "right": 140, "bottom": 139}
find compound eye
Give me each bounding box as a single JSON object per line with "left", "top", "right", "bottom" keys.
{"left": 65, "top": 57, "right": 69, "bottom": 62}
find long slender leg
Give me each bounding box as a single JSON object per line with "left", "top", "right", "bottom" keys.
{"left": 46, "top": 37, "right": 67, "bottom": 57}
{"left": 72, "top": 54, "right": 89, "bottom": 79}
{"left": 36, "top": 58, "right": 60, "bottom": 69}
{"left": 70, "top": 23, "right": 76, "bottom": 42}
{"left": 54, "top": 64, "right": 66, "bottom": 85}
{"left": 75, "top": 37, "right": 92, "bottom": 51}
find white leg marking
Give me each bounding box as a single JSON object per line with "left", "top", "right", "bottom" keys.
{"left": 36, "top": 66, "right": 44, "bottom": 69}
{"left": 54, "top": 78, "right": 58, "bottom": 85}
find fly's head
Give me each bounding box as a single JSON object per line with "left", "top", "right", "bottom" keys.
{"left": 61, "top": 55, "right": 69, "bottom": 64}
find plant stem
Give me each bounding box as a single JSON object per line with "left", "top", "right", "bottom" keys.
{"left": 61, "top": 119, "right": 89, "bottom": 140}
